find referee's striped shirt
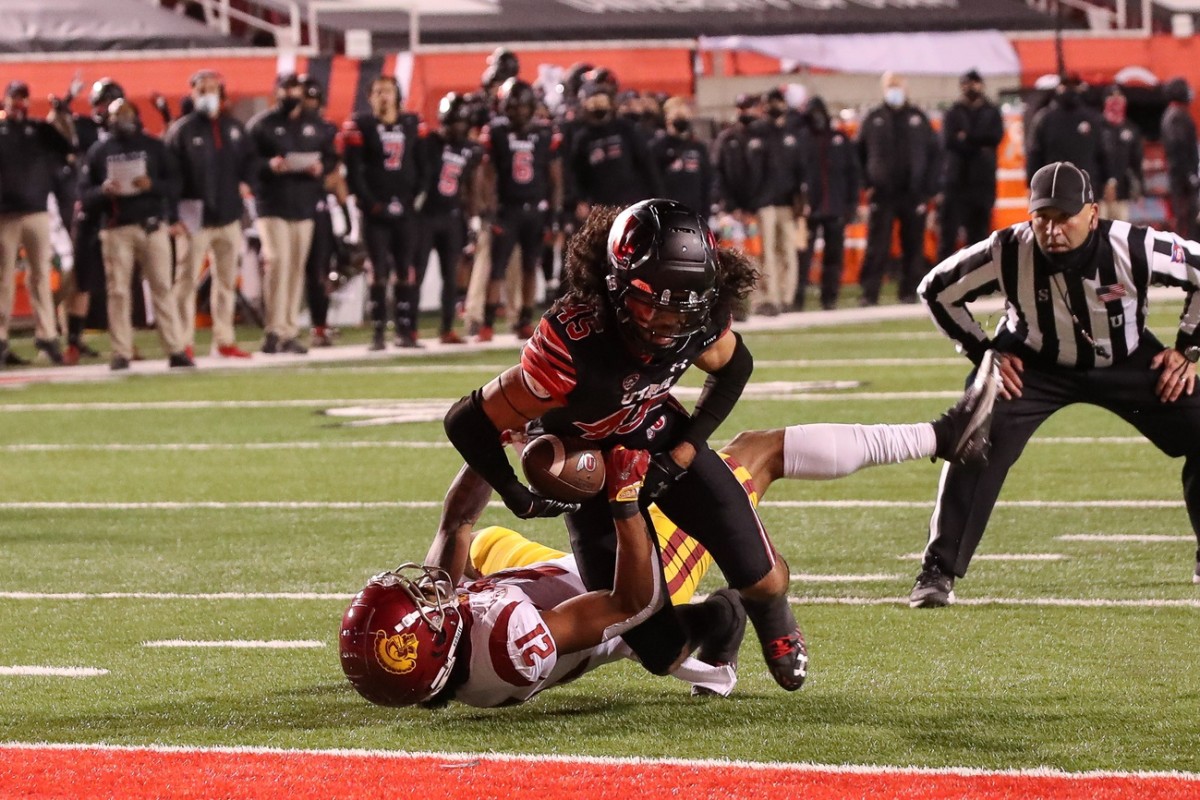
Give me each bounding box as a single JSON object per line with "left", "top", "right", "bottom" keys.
{"left": 918, "top": 219, "right": 1200, "bottom": 369}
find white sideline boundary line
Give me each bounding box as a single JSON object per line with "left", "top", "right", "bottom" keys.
{"left": 1058, "top": 534, "right": 1193, "bottom": 542}
{"left": 142, "top": 640, "right": 324, "bottom": 649}
{"left": 0, "top": 666, "right": 108, "bottom": 677}
{"left": 0, "top": 436, "right": 1152, "bottom": 453}
{"left": 1, "top": 740, "right": 1198, "bottom": 782}
{"left": 0, "top": 499, "right": 1187, "bottom": 510}
{"left": 0, "top": 591, "right": 347, "bottom": 600}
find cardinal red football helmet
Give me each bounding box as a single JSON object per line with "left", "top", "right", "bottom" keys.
{"left": 339, "top": 564, "right": 466, "bottom": 707}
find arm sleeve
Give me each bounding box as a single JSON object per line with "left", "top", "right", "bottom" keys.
{"left": 918, "top": 232, "right": 1004, "bottom": 364}
{"left": 443, "top": 390, "right": 522, "bottom": 496}
{"left": 679, "top": 331, "right": 753, "bottom": 449}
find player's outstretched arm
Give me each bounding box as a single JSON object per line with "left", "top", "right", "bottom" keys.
{"left": 541, "top": 447, "right": 665, "bottom": 655}
{"left": 424, "top": 464, "right": 494, "bottom": 585}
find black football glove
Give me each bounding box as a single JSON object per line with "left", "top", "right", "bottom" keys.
{"left": 642, "top": 451, "right": 688, "bottom": 500}
{"left": 501, "top": 482, "right": 580, "bottom": 519}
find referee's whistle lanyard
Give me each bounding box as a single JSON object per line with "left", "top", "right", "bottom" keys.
{"left": 1040, "top": 230, "right": 1110, "bottom": 358}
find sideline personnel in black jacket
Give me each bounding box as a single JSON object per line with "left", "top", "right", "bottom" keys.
{"left": 247, "top": 73, "right": 337, "bottom": 355}
{"left": 938, "top": 69, "right": 1004, "bottom": 263}
{"left": 856, "top": 72, "right": 940, "bottom": 305}
{"left": 0, "top": 80, "right": 74, "bottom": 366}
{"left": 165, "top": 70, "right": 258, "bottom": 358}
{"left": 80, "top": 99, "right": 190, "bottom": 370}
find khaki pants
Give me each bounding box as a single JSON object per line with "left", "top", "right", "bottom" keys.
{"left": 100, "top": 224, "right": 184, "bottom": 360}
{"left": 756, "top": 205, "right": 799, "bottom": 309}
{"left": 174, "top": 221, "right": 243, "bottom": 349}
{"left": 464, "top": 227, "right": 523, "bottom": 328}
{"left": 0, "top": 211, "right": 58, "bottom": 341}
{"left": 256, "top": 217, "right": 313, "bottom": 341}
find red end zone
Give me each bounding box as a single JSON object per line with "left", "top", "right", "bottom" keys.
{"left": 3, "top": 744, "right": 1199, "bottom": 800}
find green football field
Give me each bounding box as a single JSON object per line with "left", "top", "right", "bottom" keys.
{"left": 3, "top": 310, "right": 1200, "bottom": 776}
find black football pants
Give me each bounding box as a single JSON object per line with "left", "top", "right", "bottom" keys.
{"left": 924, "top": 335, "right": 1200, "bottom": 578}
{"left": 364, "top": 214, "right": 417, "bottom": 334}
{"left": 304, "top": 205, "right": 333, "bottom": 329}
{"left": 937, "top": 193, "right": 994, "bottom": 264}
{"left": 566, "top": 445, "right": 778, "bottom": 674}
{"left": 412, "top": 210, "right": 464, "bottom": 335}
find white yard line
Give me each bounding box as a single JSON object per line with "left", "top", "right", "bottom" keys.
{"left": 0, "top": 499, "right": 1187, "bottom": 510}
{"left": 789, "top": 573, "right": 901, "bottom": 583}
{"left": 1058, "top": 534, "right": 1194, "bottom": 542}
{"left": 142, "top": 640, "right": 324, "bottom": 649}
{"left": 791, "top": 596, "right": 1200, "bottom": 609}
{"left": 0, "top": 436, "right": 1150, "bottom": 453}
{"left": 0, "top": 666, "right": 108, "bottom": 677}
{"left": 898, "top": 553, "right": 1069, "bottom": 562}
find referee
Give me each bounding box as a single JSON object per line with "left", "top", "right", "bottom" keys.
{"left": 911, "top": 161, "right": 1200, "bottom": 607}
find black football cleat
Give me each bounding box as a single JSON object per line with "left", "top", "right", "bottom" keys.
{"left": 909, "top": 563, "right": 956, "bottom": 608}
{"left": 762, "top": 627, "right": 808, "bottom": 692}
{"left": 932, "top": 350, "right": 1000, "bottom": 465}
{"left": 691, "top": 588, "right": 748, "bottom": 697}
{"left": 261, "top": 332, "right": 280, "bottom": 354}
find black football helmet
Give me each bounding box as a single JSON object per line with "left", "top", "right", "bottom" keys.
{"left": 438, "top": 92, "right": 471, "bottom": 126}
{"left": 340, "top": 564, "right": 466, "bottom": 708}
{"left": 89, "top": 78, "right": 125, "bottom": 110}
{"left": 606, "top": 199, "right": 719, "bottom": 358}
{"left": 498, "top": 78, "right": 536, "bottom": 127}
{"left": 487, "top": 47, "right": 520, "bottom": 83}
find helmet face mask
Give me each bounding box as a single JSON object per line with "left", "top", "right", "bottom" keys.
{"left": 605, "top": 199, "right": 719, "bottom": 359}
{"left": 340, "top": 563, "right": 465, "bottom": 707}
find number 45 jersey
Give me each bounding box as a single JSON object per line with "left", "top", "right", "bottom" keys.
{"left": 520, "top": 301, "right": 728, "bottom": 450}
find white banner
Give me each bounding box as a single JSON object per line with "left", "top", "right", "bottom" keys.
{"left": 698, "top": 31, "right": 1020, "bottom": 77}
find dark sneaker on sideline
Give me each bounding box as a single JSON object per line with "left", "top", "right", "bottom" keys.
{"left": 280, "top": 338, "right": 308, "bottom": 355}
{"left": 692, "top": 588, "right": 748, "bottom": 697}
{"left": 368, "top": 328, "right": 386, "bottom": 351}
{"left": 761, "top": 628, "right": 809, "bottom": 692}
{"left": 261, "top": 332, "right": 280, "bottom": 354}
{"left": 110, "top": 355, "right": 131, "bottom": 371}
{"left": 910, "top": 563, "right": 956, "bottom": 608}
{"left": 35, "top": 338, "right": 65, "bottom": 365}
{"left": 932, "top": 350, "right": 1000, "bottom": 465}
{"left": 395, "top": 332, "right": 422, "bottom": 349}
{"left": 167, "top": 352, "right": 196, "bottom": 368}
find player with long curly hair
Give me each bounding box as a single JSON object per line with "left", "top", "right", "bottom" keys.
{"left": 443, "top": 198, "right": 809, "bottom": 691}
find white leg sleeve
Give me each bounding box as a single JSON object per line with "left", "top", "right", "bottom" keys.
{"left": 782, "top": 423, "right": 937, "bottom": 480}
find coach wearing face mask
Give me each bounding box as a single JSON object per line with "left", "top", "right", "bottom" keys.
{"left": 1026, "top": 76, "right": 1108, "bottom": 194}
{"left": 856, "top": 72, "right": 940, "bottom": 305}
{"left": 165, "top": 70, "right": 258, "bottom": 360}
{"left": 81, "top": 99, "right": 191, "bottom": 371}
{"left": 247, "top": 73, "right": 336, "bottom": 355}
{"left": 650, "top": 96, "right": 711, "bottom": 217}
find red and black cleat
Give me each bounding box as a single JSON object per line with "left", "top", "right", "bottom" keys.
{"left": 762, "top": 628, "right": 808, "bottom": 691}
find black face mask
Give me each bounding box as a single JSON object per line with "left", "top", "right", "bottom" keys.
{"left": 620, "top": 111, "right": 640, "bottom": 123}
{"left": 587, "top": 108, "right": 610, "bottom": 125}
{"left": 738, "top": 113, "right": 757, "bottom": 126}
{"left": 964, "top": 88, "right": 982, "bottom": 102}
{"left": 279, "top": 96, "right": 301, "bottom": 115}
{"left": 670, "top": 118, "right": 691, "bottom": 134}
{"left": 768, "top": 106, "right": 785, "bottom": 119}
{"left": 1058, "top": 90, "right": 1079, "bottom": 110}
{"left": 1040, "top": 227, "right": 1098, "bottom": 273}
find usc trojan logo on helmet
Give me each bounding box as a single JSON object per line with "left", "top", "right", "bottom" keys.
{"left": 374, "top": 631, "right": 420, "bottom": 675}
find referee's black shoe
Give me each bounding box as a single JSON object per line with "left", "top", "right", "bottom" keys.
{"left": 932, "top": 350, "right": 1000, "bottom": 465}
{"left": 910, "top": 562, "right": 956, "bottom": 608}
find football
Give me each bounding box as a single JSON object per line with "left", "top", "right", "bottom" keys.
{"left": 520, "top": 434, "right": 605, "bottom": 502}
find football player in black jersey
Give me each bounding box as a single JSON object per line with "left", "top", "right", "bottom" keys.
{"left": 342, "top": 76, "right": 426, "bottom": 349}
{"left": 414, "top": 93, "right": 483, "bottom": 345}
{"left": 445, "top": 198, "right": 809, "bottom": 692}
{"left": 477, "top": 78, "right": 563, "bottom": 342}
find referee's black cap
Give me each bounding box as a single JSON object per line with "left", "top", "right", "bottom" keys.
{"left": 1029, "top": 161, "right": 1095, "bottom": 216}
